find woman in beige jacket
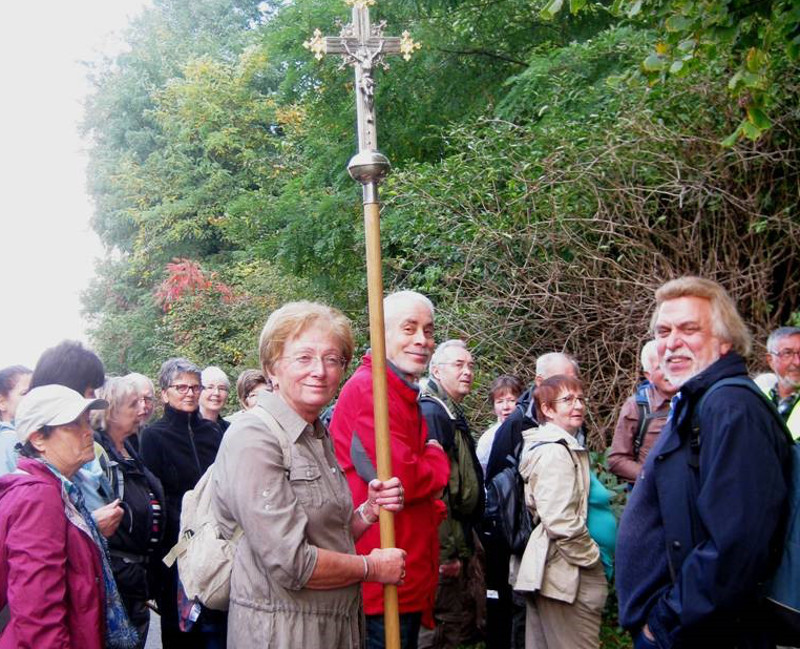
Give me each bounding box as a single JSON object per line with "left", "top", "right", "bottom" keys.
{"left": 514, "top": 375, "right": 607, "bottom": 649}
{"left": 212, "top": 302, "right": 407, "bottom": 648}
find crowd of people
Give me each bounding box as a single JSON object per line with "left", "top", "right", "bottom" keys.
{"left": 0, "top": 275, "right": 798, "bottom": 649}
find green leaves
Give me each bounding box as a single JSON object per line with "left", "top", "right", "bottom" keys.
{"left": 643, "top": 52, "right": 668, "bottom": 71}
{"left": 541, "top": 0, "right": 564, "bottom": 19}
{"left": 82, "top": 0, "right": 799, "bottom": 382}
{"left": 537, "top": 0, "right": 799, "bottom": 140}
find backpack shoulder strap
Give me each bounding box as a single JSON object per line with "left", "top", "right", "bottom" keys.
{"left": 526, "top": 438, "right": 571, "bottom": 453}
{"left": 690, "top": 376, "right": 793, "bottom": 469}
{"left": 93, "top": 440, "right": 123, "bottom": 502}
{"left": 632, "top": 385, "right": 652, "bottom": 461}
{"left": 633, "top": 402, "right": 650, "bottom": 462}
{"left": 250, "top": 405, "right": 293, "bottom": 472}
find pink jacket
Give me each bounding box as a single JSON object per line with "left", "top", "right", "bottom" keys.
{"left": 0, "top": 458, "right": 105, "bottom": 649}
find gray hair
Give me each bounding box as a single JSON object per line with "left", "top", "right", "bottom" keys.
{"left": 767, "top": 327, "right": 800, "bottom": 352}
{"left": 201, "top": 366, "right": 230, "bottom": 388}
{"left": 535, "top": 352, "right": 579, "bottom": 379}
{"left": 640, "top": 340, "right": 659, "bottom": 373}
{"left": 430, "top": 339, "right": 468, "bottom": 370}
{"left": 126, "top": 372, "right": 154, "bottom": 395}
{"left": 92, "top": 376, "right": 139, "bottom": 431}
{"left": 383, "top": 291, "right": 435, "bottom": 329}
{"left": 158, "top": 358, "right": 201, "bottom": 391}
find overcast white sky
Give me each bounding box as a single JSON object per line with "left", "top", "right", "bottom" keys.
{"left": 0, "top": 1, "right": 150, "bottom": 368}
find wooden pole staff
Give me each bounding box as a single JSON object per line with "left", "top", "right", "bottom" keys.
{"left": 304, "top": 4, "right": 420, "bottom": 647}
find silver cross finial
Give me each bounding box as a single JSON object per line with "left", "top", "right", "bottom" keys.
{"left": 303, "top": 0, "right": 420, "bottom": 154}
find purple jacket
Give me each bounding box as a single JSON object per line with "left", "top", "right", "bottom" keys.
{"left": 0, "top": 458, "right": 105, "bottom": 649}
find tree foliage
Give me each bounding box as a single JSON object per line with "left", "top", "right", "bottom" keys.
{"left": 82, "top": 0, "right": 799, "bottom": 434}
{"left": 541, "top": 0, "right": 800, "bottom": 141}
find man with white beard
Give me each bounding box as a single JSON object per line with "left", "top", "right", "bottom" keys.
{"left": 615, "top": 276, "right": 792, "bottom": 649}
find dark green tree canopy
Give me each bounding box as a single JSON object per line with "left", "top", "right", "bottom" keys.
{"left": 83, "top": 0, "right": 799, "bottom": 439}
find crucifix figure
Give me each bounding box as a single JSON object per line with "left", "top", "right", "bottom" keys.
{"left": 304, "top": 3, "right": 420, "bottom": 649}
{"left": 304, "top": 0, "right": 420, "bottom": 154}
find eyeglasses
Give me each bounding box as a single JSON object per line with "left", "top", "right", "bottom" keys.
{"left": 169, "top": 384, "right": 202, "bottom": 395}
{"left": 281, "top": 354, "right": 346, "bottom": 369}
{"left": 203, "top": 385, "right": 230, "bottom": 393}
{"left": 770, "top": 350, "right": 800, "bottom": 361}
{"left": 550, "top": 394, "right": 588, "bottom": 407}
{"left": 439, "top": 361, "right": 476, "bottom": 372}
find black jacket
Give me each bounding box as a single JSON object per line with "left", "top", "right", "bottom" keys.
{"left": 420, "top": 382, "right": 485, "bottom": 560}
{"left": 484, "top": 388, "right": 536, "bottom": 483}
{"left": 140, "top": 405, "right": 223, "bottom": 551}
{"left": 94, "top": 429, "right": 165, "bottom": 600}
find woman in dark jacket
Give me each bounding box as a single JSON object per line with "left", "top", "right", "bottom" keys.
{"left": 140, "top": 358, "right": 223, "bottom": 649}
{"left": 93, "top": 376, "right": 165, "bottom": 648}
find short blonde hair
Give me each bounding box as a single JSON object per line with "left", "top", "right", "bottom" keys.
{"left": 91, "top": 376, "right": 139, "bottom": 431}
{"left": 259, "top": 301, "right": 354, "bottom": 375}
{"left": 650, "top": 276, "right": 752, "bottom": 356}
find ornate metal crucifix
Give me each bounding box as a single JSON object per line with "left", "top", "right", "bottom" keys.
{"left": 304, "top": 4, "right": 420, "bottom": 649}
{"left": 304, "top": 0, "right": 419, "bottom": 161}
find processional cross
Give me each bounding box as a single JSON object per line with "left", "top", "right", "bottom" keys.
{"left": 304, "top": 4, "right": 420, "bottom": 649}
{"left": 304, "top": 0, "right": 419, "bottom": 167}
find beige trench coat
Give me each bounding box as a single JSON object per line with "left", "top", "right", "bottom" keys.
{"left": 213, "top": 391, "right": 362, "bottom": 648}
{"left": 513, "top": 422, "right": 600, "bottom": 604}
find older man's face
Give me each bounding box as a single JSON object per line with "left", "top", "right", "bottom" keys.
{"left": 385, "top": 300, "right": 435, "bottom": 380}
{"left": 644, "top": 349, "right": 677, "bottom": 397}
{"left": 433, "top": 346, "right": 474, "bottom": 403}
{"left": 654, "top": 296, "right": 731, "bottom": 389}
{"left": 767, "top": 334, "right": 800, "bottom": 392}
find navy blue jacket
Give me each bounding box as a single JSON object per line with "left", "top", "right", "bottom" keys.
{"left": 616, "top": 352, "right": 791, "bottom": 648}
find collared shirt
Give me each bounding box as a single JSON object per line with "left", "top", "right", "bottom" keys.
{"left": 212, "top": 390, "right": 361, "bottom": 649}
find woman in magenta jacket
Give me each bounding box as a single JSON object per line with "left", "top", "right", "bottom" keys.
{"left": 0, "top": 385, "right": 138, "bottom": 649}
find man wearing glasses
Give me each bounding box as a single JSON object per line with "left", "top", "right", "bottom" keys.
{"left": 764, "top": 326, "right": 800, "bottom": 439}
{"left": 418, "top": 339, "right": 485, "bottom": 649}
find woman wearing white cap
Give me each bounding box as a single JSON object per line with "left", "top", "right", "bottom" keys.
{"left": 0, "top": 385, "right": 139, "bottom": 649}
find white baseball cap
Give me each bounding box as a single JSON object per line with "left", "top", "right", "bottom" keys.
{"left": 15, "top": 384, "right": 108, "bottom": 443}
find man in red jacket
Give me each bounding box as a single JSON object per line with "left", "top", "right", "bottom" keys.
{"left": 331, "top": 290, "right": 450, "bottom": 649}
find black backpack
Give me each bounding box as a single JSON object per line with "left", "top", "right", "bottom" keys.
{"left": 483, "top": 438, "right": 567, "bottom": 556}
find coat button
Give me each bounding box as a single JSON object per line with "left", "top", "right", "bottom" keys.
{"left": 672, "top": 541, "right": 681, "bottom": 550}
{"left": 657, "top": 455, "right": 664, "bottom": 461}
